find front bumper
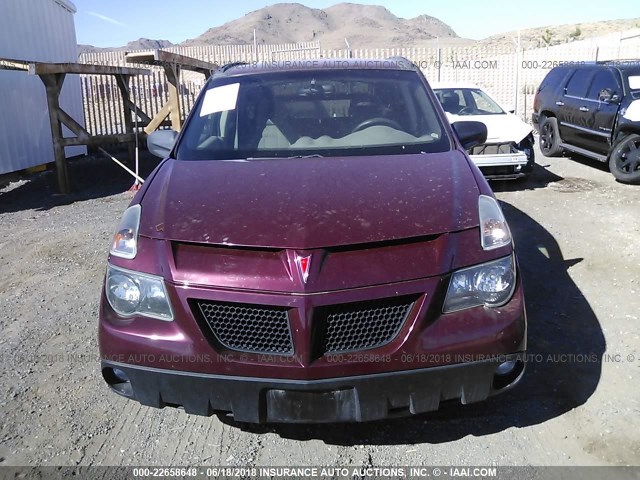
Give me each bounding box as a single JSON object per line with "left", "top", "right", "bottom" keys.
{"left": 470, "top": 152, "right": 529, "bottom": 180}
{"left": 100, "top": 232, "right": 527, "bottom": 423}
{"left": 102, "top": 353, "right": 526, "bottom": 423}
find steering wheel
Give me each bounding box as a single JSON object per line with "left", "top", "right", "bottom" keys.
{"left": 457, "top": 106, "right": 478, "bottom": 116}
{"left": 352, "top": 117, "right": 403, "bottom": 133}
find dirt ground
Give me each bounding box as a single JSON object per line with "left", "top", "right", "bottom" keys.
{"left": 0, "top": 145, "right": 638, "bottom": 467}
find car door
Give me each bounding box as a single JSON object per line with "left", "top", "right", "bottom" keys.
{"left": 558, "top": 68, "right": 596, "bottom": 146}
{"left": 581, "top": 68, "right": 622, "bottom": 154}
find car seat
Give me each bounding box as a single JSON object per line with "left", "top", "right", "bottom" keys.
{"left": 441, "top": 91, "right": 461, "bottom": 115}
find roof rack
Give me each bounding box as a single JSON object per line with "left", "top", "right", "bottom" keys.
{"left": 597, "top": 59, "right": 640, "bottom": 64}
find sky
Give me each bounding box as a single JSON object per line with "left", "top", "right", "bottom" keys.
{"left": 72, "top": 0, "right": 640, "bottom": 47}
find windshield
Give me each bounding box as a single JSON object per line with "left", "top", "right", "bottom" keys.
{"left": 175, "top": 69, "right": 450, "bottom": 160}
{"left": 434, "top": 88, "right": 505, "bottom": 116}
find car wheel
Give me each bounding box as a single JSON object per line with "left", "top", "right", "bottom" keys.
{"left": 608, "top": 133, "right": 640, "bottom": 184}
{"left": 539, "top": 117, "right": 563, "bottom": 157}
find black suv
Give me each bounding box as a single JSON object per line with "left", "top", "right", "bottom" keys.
{"left": 532, "top": 61, "right": 640, "bottom": 184}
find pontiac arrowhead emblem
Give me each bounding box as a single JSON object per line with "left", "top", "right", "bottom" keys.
{"left": 295, "top": 254, "right": 312, "bottom": 283}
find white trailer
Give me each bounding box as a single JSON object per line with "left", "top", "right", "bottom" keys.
{"left": 0, "top": 0, "right": 85, "bottom": 175}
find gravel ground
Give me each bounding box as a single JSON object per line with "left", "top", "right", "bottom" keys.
{"left": 0, "top": 146, "right": 638, "bottom": 467}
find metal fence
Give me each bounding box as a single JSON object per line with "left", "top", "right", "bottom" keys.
{"left": 78, "top": 31, "right": 640, "bottom": 136}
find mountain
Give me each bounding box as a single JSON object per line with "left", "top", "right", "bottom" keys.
{"left": 76, "top": 4, "right": 640, "bottom": 53}
{"left": 78, "top": 38, "right": 174, "bottom": 55}
{"left": 180, "top": 3, "right": 459, "bottom": 49}
{"left": 480, "top": 17, "right": 640, "bottom": 49}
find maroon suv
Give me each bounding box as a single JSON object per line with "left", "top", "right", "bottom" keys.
{"left": 99, "top": 58, "right": 526, "bottom": 423}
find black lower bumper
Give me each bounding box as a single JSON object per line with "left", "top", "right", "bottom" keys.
{"left": 480, "top": 165, "right": 532, "bottom": 180}
{"left": 101, "top": 354, "right": 525, "bottom": 423}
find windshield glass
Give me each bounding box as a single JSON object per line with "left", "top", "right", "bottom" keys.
{"left": 434, "top": 87, "right": 505, "bottom": 116}
{"left": 175, "top": 69, "right": 449, "bottom": 160}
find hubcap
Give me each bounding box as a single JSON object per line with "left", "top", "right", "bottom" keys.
{"left": 615, "top": 137, "right": 640, "bottom": 174}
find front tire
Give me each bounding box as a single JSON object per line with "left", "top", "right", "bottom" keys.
{"left": 539, "top": 117, "right": 563, "bottom": 157}
{"left": 609, "top": 134, "right": 640, "bottom": 184}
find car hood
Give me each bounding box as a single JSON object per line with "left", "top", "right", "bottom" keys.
{"left": 446, "top": 112, "right": 532, "bottom": 143}
{"left": 139, "top": 152, "right": 480, "bottom": 249}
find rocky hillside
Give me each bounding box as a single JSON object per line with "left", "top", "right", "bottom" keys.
{"left": 77, "top": 4, "right": 640, "bottom": 53}
{"left": 481, "top": 17, "right": 640, "bottom": 49}
{"left": 181, "top": 3, "right": 458, "bottom": 49}
{"left": 78, "top": 38, "right": 174, "bottom": 55}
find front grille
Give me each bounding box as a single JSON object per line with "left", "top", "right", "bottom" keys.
{"left": 469, "top": 142, "right": 518, "bottom": 155}
{"left": 318, "top": 296, "right": 415, "bottom": 353}
{"left": 196, "top": 301, "right": 293, "bottom": 354}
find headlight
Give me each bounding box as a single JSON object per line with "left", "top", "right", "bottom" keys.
{"left": 478, "top": 195, "right": 511, "bottom": 250}
{"left": 443, "top": 255, "right": 516, "bottom": 313}
{"left": 105, "top": 265, "right": 173, "bottom": 321}
{"left": 110, "top": 205, "right": 141, "bottom": 259}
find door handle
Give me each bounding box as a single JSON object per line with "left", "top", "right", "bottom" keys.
{"left": 555, "top": 101, "right": 564, "bottom": 106}
{"left": 579, "top": 106, "right": 589, "bottom": 112}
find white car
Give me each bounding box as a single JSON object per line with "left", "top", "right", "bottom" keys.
{"left": 432, "top": 82, "right": 535, "bottom": 180}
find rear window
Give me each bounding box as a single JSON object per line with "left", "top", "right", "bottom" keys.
{"left": 538, "top": 67, "right": 570, "bottom": 92}
{"left": 175, "top": 69, "right": 450, "bottom": 160}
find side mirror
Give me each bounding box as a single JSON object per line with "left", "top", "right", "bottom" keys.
{"left": 599, "top": 88, "right": 620, "bottom": 104}
{"left": 452, "top": 121, "right": 488, "bottom": 150}
{"left": 147, "top": 130, "right": 178, "bottom": 158}
{"left": 498, "top": 102, "right": 515, "bottom": 114}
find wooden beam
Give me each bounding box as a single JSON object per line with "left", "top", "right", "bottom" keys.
{"left": 121, "top": 97, "right": 152, "bottom": 125}
{"left": 60, "top": 133, "right": 137, "bottom": 147}
{"left": 0, "top": 57, "right": 30, "bottom": 71}
{"left": 40, "top": 73, "right": 70, "bottom": 194}
{"left": 165, "top": 64, "right": 182, "bottom": 132}
{"left": 126, "top": 50, "right": 217, "bottom": 76}
{"left": 28, "top": 62, "right": 149, "bottom": 76}
{"left": 115, "top": 75, "right": 136, "bottom": 163}
{"left": 140, "top": 63, "right": 186, "bottom": 134}
{"left": 143, "top": 102, "right": 172, "bottom": 135}
{"left": 57, "top": 108, "right": 90, "bottom": 142}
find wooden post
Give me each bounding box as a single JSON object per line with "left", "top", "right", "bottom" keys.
{"left": 40, "top": 73, "right": 69, "bottom": 194}
{"left": 115, "top": 74, "right": 135, "bottom": 163}
{"left": 165, "top": 63, "right": 182, "bottom": 132}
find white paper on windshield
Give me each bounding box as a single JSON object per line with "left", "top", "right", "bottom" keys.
{"left": 629, "top": 76, "right": 640, "bottom": 90}
{"left": 200, "top": 83, "right": 240, "bottom": 116}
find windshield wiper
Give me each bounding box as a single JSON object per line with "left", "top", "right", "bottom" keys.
{"left": 286, "top": 154, "right": 324, "bottom": 159}
{"left": 245, "top": 154, "right": 324, "bottom": 160}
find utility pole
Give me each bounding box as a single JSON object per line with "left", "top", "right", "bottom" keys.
{"left": 513, "top": 30, "right": 521, "bottom": 117}
{"left": 254, "top": 29, "right": 258, "bottom": 63}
